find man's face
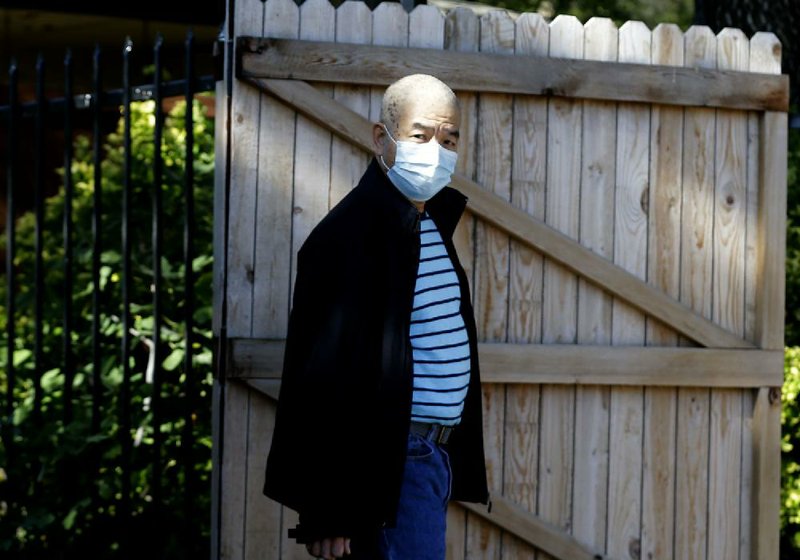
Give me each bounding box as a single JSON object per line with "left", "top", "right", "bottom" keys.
{"left": 373, "top": 95, "right": 461, "bottom": 169}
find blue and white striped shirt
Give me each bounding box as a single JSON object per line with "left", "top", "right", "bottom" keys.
{"left": 410, "top": 213, "right": 470, "bottom": 426}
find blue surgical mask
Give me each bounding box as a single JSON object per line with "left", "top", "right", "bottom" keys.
{"left": 380, "top": 124, "right": 458, "bottom": 202}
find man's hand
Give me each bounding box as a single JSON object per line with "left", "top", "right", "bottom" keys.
{"left": 306, "top": 537, "right": 351, "bottom": 559}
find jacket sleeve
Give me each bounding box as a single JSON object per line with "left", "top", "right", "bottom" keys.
{"left": 264, "top": 232, "right": 378, "bottom": 541}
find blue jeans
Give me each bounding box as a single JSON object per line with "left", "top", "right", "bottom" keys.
{"left": 378, "top": 432, "right": 452, "bottom": 560}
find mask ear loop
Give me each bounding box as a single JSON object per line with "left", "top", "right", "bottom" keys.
{"left": 379, "top": 123, "right": 396, "bottom": 171}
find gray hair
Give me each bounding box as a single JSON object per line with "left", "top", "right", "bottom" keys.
{"left": 380, "top": 74, "right": 459, "bottom": 134}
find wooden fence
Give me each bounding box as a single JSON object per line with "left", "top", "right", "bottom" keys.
{"left": 211, "top": 1, "right": 789, "bottom": 559}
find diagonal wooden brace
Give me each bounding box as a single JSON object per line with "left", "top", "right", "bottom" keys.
{"left": 240, "top": 75, "right": 754, "bottom": 349}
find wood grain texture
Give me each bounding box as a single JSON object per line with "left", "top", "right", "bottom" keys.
{"left": 676, "top": 387, "right": 711, "bottom": 560}
{"left": 707, "top": 28, "right": 748, "bottom": 560}
{"left": 220, "top": 381, "right": 250, "bottom": 560}
{"left": 329, "top": 1, "right": 372, "bottom": 208}
{"left": 675, "top": 26, "right": 717, "bottom": 560}
{"left": 242, "top": 75, "right": 755, "bottom": 349}
{"left": 680, "top": 26, "right": 716, "bottom": 327}
{"left": 503, "top": 11, "right": 548, "bottom": 560}
{"left": 250, "top": 0, "right": 298, "bottom": 339}
{"left": 288, "top": 0, "right": 335, "bottom": 309}
{"left": 238, "top": 36, "right": 790, "bottom": 111}
{"left": 213, "top": 79, "right": 228, "bottom": 336}
{"left": 647, "top": 24, "right": 683, "bottom": 346}
{"left": 228, "top": 338, "right": 783, "bottom": 387}
{"left": 444, "top": 9, "right": 479, "bottom": 558}
{"left": 467, "top": 11, "right": 514, "bottom": 560}
{"left": 572, "top": 16, "right": 615, "bottom": 554}
{"left": 641, "top": 23, "right": 682, "bottom": 560}
{"left": 538, "top": 17, "right": 582, "bottom": 560}
{"left": 713, "top": 28, "right": 748, "bottom": 340}
{"left": 606, "top": 22, "right": 649, "bottom": 560}
{"left": 368, "top": 2, "right": 408, "bottom": 123}
{"left": 446, "top": 8, "right": 479, "bottom": 298}
{"left": 509, "top": 12, "right": 548, "bottom": 350}
{"left": 244, "top": 392, "right": 282, "bottom": 560}
{"left": 752, "top": 387, "right": 781, "bottom": 560}
{"left": 459, "top": 496, "right": 610, "bottom": 560}
{"left": 750, "top": 31, "right": 785, "bottom": 560}
{"left": 221, "top": 0, "right": 266, "bottom": 554}
{"left": 753, "top": 33, "right": 787, "bottom": 352}
{"left": 226, "top": 0, "right": 265, "bottom": 337}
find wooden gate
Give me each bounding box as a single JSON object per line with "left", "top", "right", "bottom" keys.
{"left": 211, "top": 1, "right": 789, "bottom": 558}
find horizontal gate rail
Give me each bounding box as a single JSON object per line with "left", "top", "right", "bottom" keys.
{"left": 237, "top": 36, "right": 789, "bottom": 112}
{"left": 227, "top": 338, "right": 782, "bottom": 388}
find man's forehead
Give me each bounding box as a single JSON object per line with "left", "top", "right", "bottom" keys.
{"left": 398, "top": 99, "right": 460, "bottom": 126}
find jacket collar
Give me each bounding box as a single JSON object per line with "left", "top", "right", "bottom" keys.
{"left": 358, "top": 158, "right": 468, "bottom": 239}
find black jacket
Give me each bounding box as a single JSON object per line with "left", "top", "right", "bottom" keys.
{"left": 263, "top": 158, "right": 489, "bottom": 541}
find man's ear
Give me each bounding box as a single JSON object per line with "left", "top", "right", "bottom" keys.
{"left": 372, "top": 122, "right": 386, "bottom": 156}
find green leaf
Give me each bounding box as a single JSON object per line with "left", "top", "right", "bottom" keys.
{"left": 41, "top": 368, "right": 63, "bottom": 391}
{"left": 13, "top": 348, "right": 32, "bottom": 367}
{"left": 62, "top": 508, "right": 78, "bottom": 530}
{"left": 163, "top": 348, "right": 185, "bottom": 371}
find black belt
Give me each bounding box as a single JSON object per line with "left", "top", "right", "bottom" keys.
{"left": 410, "top": 421, "right": 454, "bottom": 445}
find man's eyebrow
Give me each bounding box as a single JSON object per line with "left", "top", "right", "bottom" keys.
{"left": 410, "top": 122, "right": 435, "bottom": 131}
{"left": 409, "top": 122, "right": 460, "bottom": 138}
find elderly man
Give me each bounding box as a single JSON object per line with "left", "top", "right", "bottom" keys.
{"left": 263, "top": 74, "right": 489, "bottom": 560}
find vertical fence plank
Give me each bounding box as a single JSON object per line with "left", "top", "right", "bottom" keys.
{"left": 707, "top": 27, "right": 748, "bottom": 560}
{"left": 741, "top": 30, "right": 781, "bottom": 560}
{"left": 221, "top": 381, "right": 251, "bottom": 560}
{"left": 251, "top": 0, "right": 298, "bottom": 341}
{"left": 606, "top": 20, "right": 650, "bottom": 560}
{"left": 641, "top": 22, "right": 683, "bottom": 560}
{"left": 245, "top": 393, "right": 283, "bottom": 560}
{"left": 502, "top": 11, "right": 548, "bottom": 560}
{"left": 572, "top": 17, "right": 616, "bottom": 555}
{"left": 330, "top": 1, "right": 372, "bottom": 208}
{"left": 252, "top": 0, "right": 301, "bottom": 556}
{"left": 369, "top": 3, "right": 408, "bottom": 123}
{"left": 446, "top": 7, "right": 479, "bottom": 303}
{"left": 444, "top": 9, "right": 479, "bottom": 557}
{"left": 751, "top": 30, "right": 786, "bottom": 560}
{"left": 538, "top": 14, "right": 582, "bottom": 560}
{"left": 467, "top": 10, "right": 514, "bottom": 560}
{"left": 288, "top": 0, "right": 335, "bottom": 301}
{"left": 675, "top": 26, "right": 717, "bottom": 560}
{"left": 226, "top": 0, "right": 265, "bottom": 338}
{"left": 222, "top": 0, "right": 266, "bottom": 557}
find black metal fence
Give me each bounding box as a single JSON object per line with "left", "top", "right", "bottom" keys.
{"left": 1, "top": 31, "right": 216, "bottom": 557}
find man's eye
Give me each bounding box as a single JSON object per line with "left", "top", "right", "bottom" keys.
{"left": 412, "top": 134, "right": 426, "bottom": 140}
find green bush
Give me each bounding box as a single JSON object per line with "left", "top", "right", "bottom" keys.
{"left": 784, "top": 348, "right": 800, "bottom": 555}
{"left": 0, "top": 96, "right": 215, "bottom": 556}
